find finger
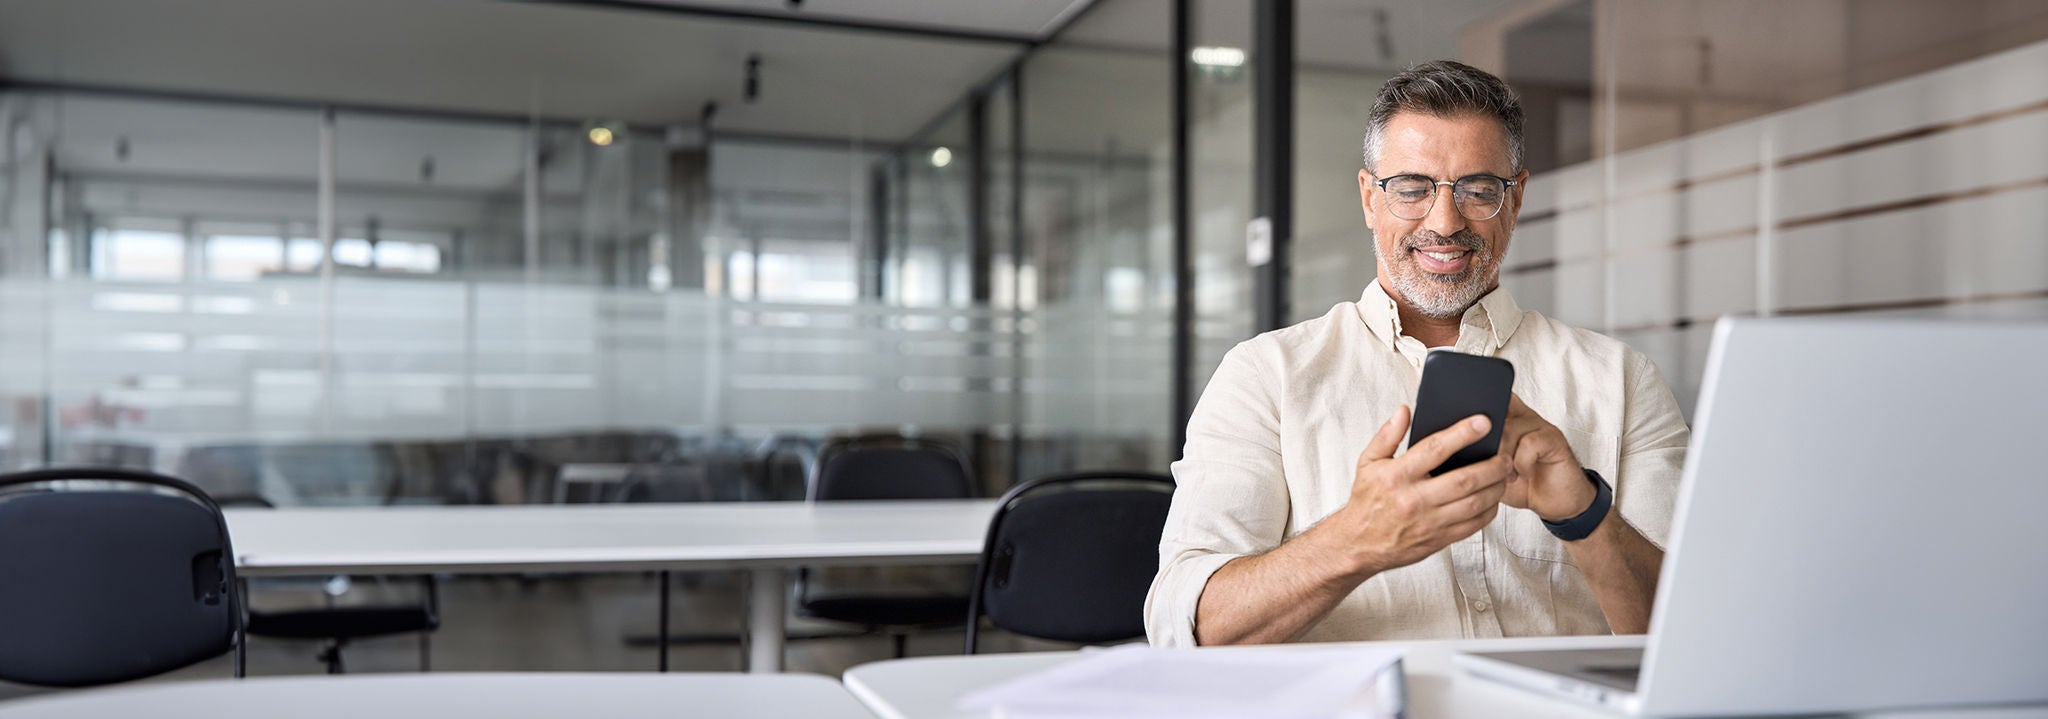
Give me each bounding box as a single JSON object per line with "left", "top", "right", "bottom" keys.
{"left": 1437, "top": 487, "right": 1503, "bottom": 526}
{"left": 1496, "top": 421, "right": 1528, "bottom": 466}
{"left": 1359, "top": 405, "right": 1411, "bottom": 463}
{"left": 1500, "top": 454, "right": 1537, "bottom": 509}
{"left": 1438, "top": 504, "right": 1500, "bottom": 542}
{"left": 1400, "top": 413, "right": 1492, "bottom": 474}
{"left": 1416, "top": 454, "right": 1509, "bottom": 505}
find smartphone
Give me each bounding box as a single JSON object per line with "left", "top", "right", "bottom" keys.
{"left": 1406, "top": 350, "right": 1515, "bottom": 476}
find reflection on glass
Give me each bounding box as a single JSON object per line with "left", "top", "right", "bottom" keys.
{"left": 92, "top": 227, "right": 186, "bottom": 282}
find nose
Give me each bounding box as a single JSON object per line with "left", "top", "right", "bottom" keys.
{"left": 1422, "top": 185, "right": 1468, "bottom": 238}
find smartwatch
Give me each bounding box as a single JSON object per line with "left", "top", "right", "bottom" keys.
{"left": 1542, "top": 468, "right": 1612, "bottom": 542}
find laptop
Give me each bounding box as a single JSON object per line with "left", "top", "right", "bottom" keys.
{"left": 1455, "top": 317, "right": 2048, "bottom": 716}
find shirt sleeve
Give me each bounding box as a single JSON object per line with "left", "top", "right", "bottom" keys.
{"left": 1144, "top": 341, "right": 1294, "bottom": 647}
{"left": 1613, "top": 350, "right": 1691, "bottom": 549}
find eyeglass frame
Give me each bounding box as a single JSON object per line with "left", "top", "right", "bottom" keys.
{"left": 1370, "top": 173, "right": 1520, "bottom": 222}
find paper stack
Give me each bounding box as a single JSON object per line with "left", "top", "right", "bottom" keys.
{"left": 956, "top": 644, "right": 1407, "bottom": 719}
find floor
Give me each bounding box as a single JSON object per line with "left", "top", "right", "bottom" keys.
{"left": 0, "top": 572, "right": 1086, "bottom": 702}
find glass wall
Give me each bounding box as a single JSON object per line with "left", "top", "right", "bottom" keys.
{"left": 0, "top": 0, "right": 1193, "bottom": 505}
{"left": 1186, "top": 0, "right": 1259, "bottom": 410}
{"left": 1016, "top": 2, "right": 1176, "bottom": 478}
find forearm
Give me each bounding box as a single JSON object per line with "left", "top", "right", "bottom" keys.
{"left": 1563, "top": 507, "right": 1664, "bottom": 634}
{"left": 1192, "top": 520, "right": 1376, "bottom": 645}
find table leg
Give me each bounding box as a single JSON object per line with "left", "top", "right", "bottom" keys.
{"left": 746, "top": 567, "right": 786, "bottom": 673}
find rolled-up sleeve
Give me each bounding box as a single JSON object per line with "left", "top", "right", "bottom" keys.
{"left": 1144, "top": 341, "right": 1293, "bottom": 647}
{"left": 1613, "top": 350, "right": 1690, "bottom": 549}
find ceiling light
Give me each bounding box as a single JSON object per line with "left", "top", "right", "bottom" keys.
{"left": 1191, "top": 46, "right": 1246, "bottom": 68}
{"left": 588, "top": 126, "right": 615, "bottom": 147}
{"left": 930, "top": 147, "right": 953, "bottom": 168}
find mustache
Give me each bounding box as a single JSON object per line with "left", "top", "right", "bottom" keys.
{"left": 1405, "top": 230, "right": 1486, "bottom": 253}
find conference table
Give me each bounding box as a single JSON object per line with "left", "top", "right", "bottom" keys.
{"left": 842, "top": 634, "right": 2048, "bottom": 719}
{"left": 0, "top": 673, "right": 877, "bottom": 718}
{"left": 225, "top": 500, "right": 997, "bottom": 673}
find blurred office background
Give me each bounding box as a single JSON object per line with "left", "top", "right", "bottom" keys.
{"left": 0, "top": 0, "right": 2044, "bottom": 676}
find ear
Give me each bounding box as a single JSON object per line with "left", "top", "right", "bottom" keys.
{"left": 1502, "top": 168, "right": 1529, "bottom": 232}
{"left": 1358, "top": 169, "right": 1379, "bottom": 234}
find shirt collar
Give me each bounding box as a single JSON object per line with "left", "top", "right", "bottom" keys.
{"left": 1356, "top": 278, "right": 1524, "bottom": 351}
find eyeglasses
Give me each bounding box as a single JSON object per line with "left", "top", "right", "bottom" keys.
{"left": 1373, "top": 173, "right": 1517, "bottom": 222}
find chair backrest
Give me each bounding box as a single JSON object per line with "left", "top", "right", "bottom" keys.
{"left": 0, "top": 467, "right": 242, "bottom": 687}
{"left": 809, "top": 436, "right": 974, "bottom": 501}
{"left": 965, "top": 471, "right": 1174, "bottom": 652}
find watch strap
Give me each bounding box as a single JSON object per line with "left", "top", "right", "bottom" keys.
{"left": 1542, "top": 468, "right": 1612, "bottom": 542}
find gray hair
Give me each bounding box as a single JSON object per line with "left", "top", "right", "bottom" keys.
{"left": 1361, "top": 60, "right": 1524, "bottom": 174}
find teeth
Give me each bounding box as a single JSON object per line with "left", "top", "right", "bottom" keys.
{"left": 1421, "top": 251, "right": 1464, "bottom": 262}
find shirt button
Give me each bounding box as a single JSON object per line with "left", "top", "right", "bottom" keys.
{"left": 1473, "top": 600, "right": 1491, "bottom": 613}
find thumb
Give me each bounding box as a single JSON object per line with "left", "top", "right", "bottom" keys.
{"left": 1360, "top": 405, "right": 1411, "bottom": 462}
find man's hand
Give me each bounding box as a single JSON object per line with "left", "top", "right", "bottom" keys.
{"left": 1499, "top": 393, "right": 1596, "bottom": 521}
{"left": 1190, "top": 405, "right": 1509, "bottom": 645}
{"left": 1333, "top": 405, "right": 1510, "bottom": 574}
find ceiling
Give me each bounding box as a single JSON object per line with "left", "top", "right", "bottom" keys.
{"left": 1061, "top": 0, "right": 1523, "bottom": 72}
{"left": 0, "top": 0, "right": 1533, "bottom": 188}
{"left": 0, "top": 0, "right": 1525, "bottom": 144}
{"left": 0, "top": 0, "right": 1077, "bottom": 143}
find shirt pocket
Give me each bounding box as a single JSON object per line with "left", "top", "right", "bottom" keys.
{"left": 1559, "top": 424, "right": 1619, "bottom": 483}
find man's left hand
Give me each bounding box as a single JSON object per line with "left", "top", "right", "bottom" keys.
{"left": 1499, "top": 393, "right": 1597, "bottom": 522}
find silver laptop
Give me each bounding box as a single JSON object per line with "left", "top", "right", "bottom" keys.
{"left": 1456, "top": 317, "right": 2048, "bottom": 716}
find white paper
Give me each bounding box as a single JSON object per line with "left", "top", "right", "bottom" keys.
{"left": 957, "top": 644, "right": 1406, "bottom": 719}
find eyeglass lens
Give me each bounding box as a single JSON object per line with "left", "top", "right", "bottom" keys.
{"left": 1383, "top": 175, "right": 1507, "bottom": 221}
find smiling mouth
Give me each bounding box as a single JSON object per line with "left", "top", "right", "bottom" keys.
{"left": 1409, "top": 245, "right": 1475, "bottom": 275}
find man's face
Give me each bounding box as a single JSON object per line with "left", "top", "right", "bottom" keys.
{"left": 1357, "top": 111, "right": 1526, "bottom": 319}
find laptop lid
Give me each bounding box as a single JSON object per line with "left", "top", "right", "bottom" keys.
{"left": 1637, "top": 317, "right": 2048, "bottom": 716}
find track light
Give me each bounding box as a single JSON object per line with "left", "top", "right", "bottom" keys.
{"left": 745, "top": 55, "right": 762, "bottom": 103}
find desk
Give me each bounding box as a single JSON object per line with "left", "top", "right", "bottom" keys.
{"left": 226, "top": 500, "right": 996, "bottom": 673}
{"left": 842, "top": 635, "right": 2048, "bottom": 719}
{"left": 0, "top": 673, "right": 876, "bottom": 719}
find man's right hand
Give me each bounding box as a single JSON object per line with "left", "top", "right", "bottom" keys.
{"left": 1331, "top": 405, "right": 1510, "bottom": 575}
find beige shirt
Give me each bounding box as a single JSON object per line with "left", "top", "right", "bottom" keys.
{"left": 1145, "top": 280, "right": 1689, "bottom": 647}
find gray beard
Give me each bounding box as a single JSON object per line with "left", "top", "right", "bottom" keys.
{"left": 1389, "top": 265, "right": 1491, "bottom": 319}
{"left": 1376, "top": 232, "right": 1496, "bottom": 319}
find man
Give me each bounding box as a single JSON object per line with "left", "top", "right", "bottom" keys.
{"left": 1144, "top": 61, "right": 1688, "bottom": 647}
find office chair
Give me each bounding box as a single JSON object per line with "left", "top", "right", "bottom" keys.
{"left": 0, "top": 467, "right": 244, "bottom": 687}
{"left": 964, "top": 471, "right": 1174, "bottom": 654}
{"left": 799, "top": 435, "right": 976, "bottom": 658}
{"left": 225, "top": 495, "right": 440, "bottom": 674}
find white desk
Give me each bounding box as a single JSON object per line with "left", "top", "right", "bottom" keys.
{"left": 842, "top": 635, "right": 2048, "bottom": 719}
{"left": 226, "top": 500, "right": 996, "bottom": 673}
{"left": 0, "top": 673, "right": 876, "bottom": 718}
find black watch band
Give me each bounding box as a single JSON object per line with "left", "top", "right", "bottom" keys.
{"left": 1542, "top": 468, "right": 1612, "bottom": 542}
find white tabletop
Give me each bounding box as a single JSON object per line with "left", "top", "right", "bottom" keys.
{"left": 0, "top": 673, "right": 878, "bottom": 719}
{"left": 225, "top": 500, "right": 998, "bottom": 576}
{"left": 842, "top": 635, "right": 2048, "bottom": 719}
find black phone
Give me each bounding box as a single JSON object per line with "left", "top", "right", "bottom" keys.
{"left": 1406, "top": 350, "right": 1515, "bottom": 476}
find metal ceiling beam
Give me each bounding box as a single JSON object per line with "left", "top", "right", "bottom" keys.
{"left": 519, "top": 0, "right": 1041, "bottom": 45}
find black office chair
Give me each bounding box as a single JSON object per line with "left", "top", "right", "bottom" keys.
{"left": 0, "top": 467, "right": 244, "bottom": 687}
{"left": 225, "top": 495, "right": 440, "bottom": 674}
{"left": 799, "top": 435, "right": 976, "bottom": 658}
{"left": 964, "top": 471, "right": 1175, "bottom": 654}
